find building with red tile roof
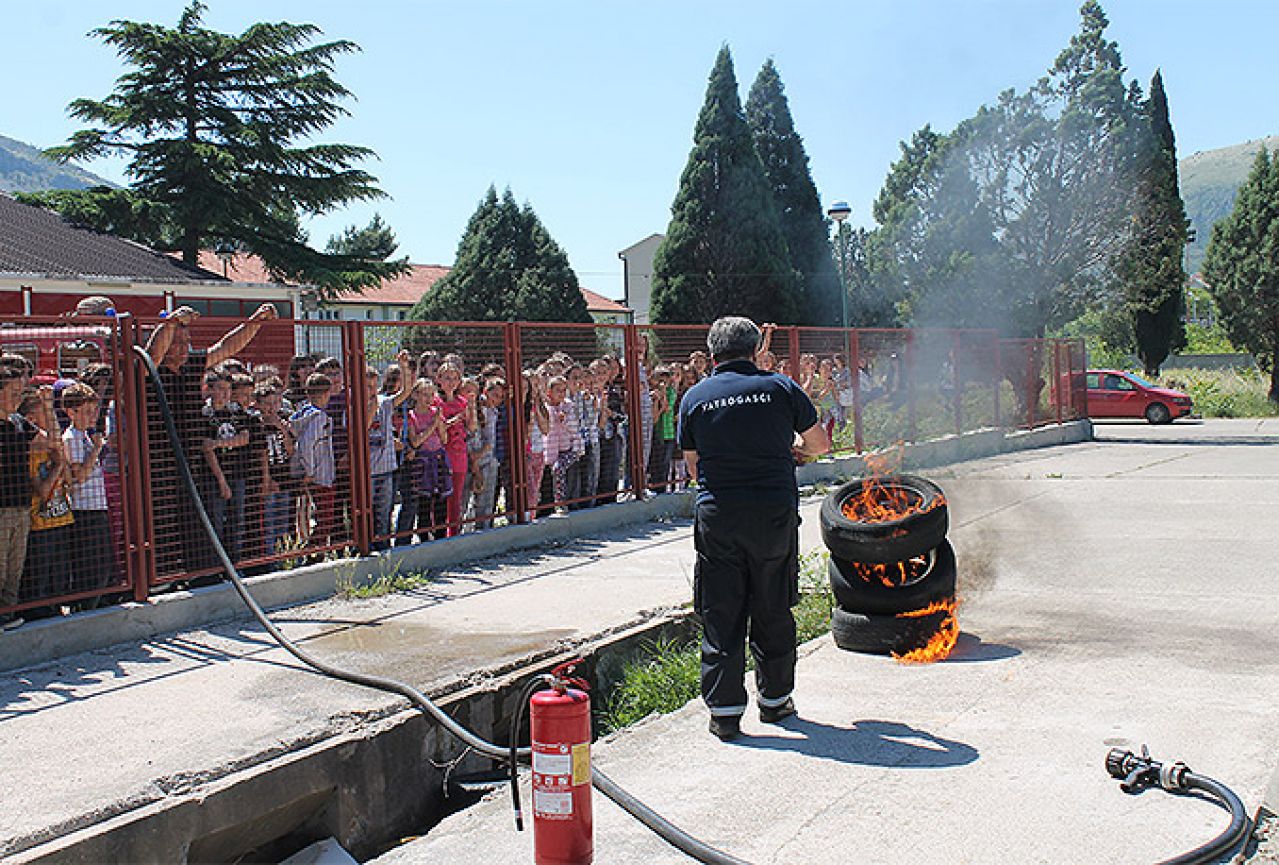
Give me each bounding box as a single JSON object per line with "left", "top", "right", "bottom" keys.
{"left": 197, "top": 251, "right": 631, "bottom": 324}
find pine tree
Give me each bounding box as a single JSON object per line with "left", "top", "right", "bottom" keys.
{"left": 43, "top": 2, "right": 405, "bottom": 297}
{"left": 411, "top": 187, "right": 591, "bottom": 323}
{"left": 1119, "top": 70, "right": 1188, "bottom": 376}
{"left": 745, "top": 59, "right": 840, "bottom": 326}
{"left": 326, "top": 213, "right": 401, "bottom": 260}
{"left": 651, "top": 47, "right": 798, "bottom": 325}
{"left": 1203, "top": 149, "right": 1279, "bottom": 401}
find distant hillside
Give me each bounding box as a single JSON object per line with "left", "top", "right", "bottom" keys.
{"left": 1180, "top": 134, "right": 1279, "bottom": 274}
{"left": 0, "top": 133, "right": 115, "bottom": 194}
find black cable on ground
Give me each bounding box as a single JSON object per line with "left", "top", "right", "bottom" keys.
{"left": 1105, "top": 746, "right": 1252, "bottom": 864}
{"left": 133, "top": 345, "right": 750, "bottom": 865}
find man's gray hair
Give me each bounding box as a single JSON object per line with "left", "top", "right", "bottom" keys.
{"left": 706, "top": 316, "right": 761, "bottom": 362}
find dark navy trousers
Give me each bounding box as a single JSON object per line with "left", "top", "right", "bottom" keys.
{"left": 693, "top": 498, "right": 799, "bottom": 717}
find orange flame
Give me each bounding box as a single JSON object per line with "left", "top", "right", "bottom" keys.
{"left": 841, "top": 446, "right": 945, "bottom": 526}
{"left": 847, "top": 554, "right": 932, "bottom": 588}
{"left": 892, "top": 597, "right": 960, "bottom": 665}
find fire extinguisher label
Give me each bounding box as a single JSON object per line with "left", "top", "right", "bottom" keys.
{"left": 533, "top": 789, "right": 573, "bottom": 817}
{"left": 571, "top": 742, "right": 590, "bottom": 785}
{"left": 533, "top": 749, "right": 573, "bottom": 777}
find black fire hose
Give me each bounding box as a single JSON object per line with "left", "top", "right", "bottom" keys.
{"left": 133, "top": 345, "right": 748, "bottom": 865}
{"left": 1105, "top": 746, "right": 1252, "bottom": 864}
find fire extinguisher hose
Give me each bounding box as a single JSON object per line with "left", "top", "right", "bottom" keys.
{"left": 136, "top": 345, "right": 753, "bottom": 865}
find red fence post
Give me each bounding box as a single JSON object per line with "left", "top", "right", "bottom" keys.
{"left": 505, "top": 323, "right": 530, "bottom": 523}
{"left": 129, "top": 315, "right": 162, "bottom": 594}
{"left": 786, "top": 326, "right": 801, "bottom": 380}
{"left": 1024, "top": 343, "right": 1036, "bottom": 429}
{"left": 993, "top": 337, "right": 1003, "bottom": 429}
{"left": 850, "top": 329, "right": 864, "bottom": 454}
{"left": 115, "top": 315, "right": 153, "bottom": 602}
{"left": 905, "top": 330, "right": 917, "bottom": 442}
{"left": 953, "top": 331, "right": 963, "bottom": 436}
{"left": 624, "top": 326, "right": 647, "bottom": 500}
{"left": 344, "top": 322, "right": 372, "bottom": 556}
{"left": 1053, "top": 341, "right": 1064, "bottom": 426}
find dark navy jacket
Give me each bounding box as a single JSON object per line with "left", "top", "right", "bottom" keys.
{"left": 676, "top": 359, "right": 817, "bottom": 506}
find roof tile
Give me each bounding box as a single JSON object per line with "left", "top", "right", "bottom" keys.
{"left": 0, "top": 194, "right": 226, "bottom": 283}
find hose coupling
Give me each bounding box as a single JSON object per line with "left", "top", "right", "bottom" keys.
{"left": 1105, "top": 746, "right": 1190, "bottom": 794}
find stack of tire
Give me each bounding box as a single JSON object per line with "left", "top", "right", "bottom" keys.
{"left": 819, "top": 474, "right": 957, "bottom": 655}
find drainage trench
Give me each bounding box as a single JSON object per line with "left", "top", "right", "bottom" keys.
{"left": 14, "top": 613, "right": 698, "bottom": 865}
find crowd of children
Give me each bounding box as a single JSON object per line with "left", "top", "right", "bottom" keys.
{"left": 0, "top": 310, "right": 887, "bottom": 628}
{"left": 0, "top": 356, "right": 118, "bottom": 630}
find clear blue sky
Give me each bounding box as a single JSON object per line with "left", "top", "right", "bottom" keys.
{"left": 4, "top": 1, "right": 1275, "bottom": 299}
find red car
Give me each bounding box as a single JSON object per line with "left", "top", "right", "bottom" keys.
{"left": 1086, "top": 369, "right": 1193, "bottom": 424}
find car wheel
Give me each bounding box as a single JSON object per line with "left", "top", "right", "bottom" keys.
{"left": 830, "top": 604, "right": 953, "bottom": 655}
{"left": 828, "top": 540, "right": 957, "bottom": 615}
{"left": 1144, "top": 402, "right": 1171, "bottom": 425}
{"left": 819, "top": 474, "right": 949, "bottom": 564}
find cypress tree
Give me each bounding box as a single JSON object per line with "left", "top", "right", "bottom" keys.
{"left": 411, "top": 187, "right": 591, "bottom": 323}
{"left": 745, "top": 59, "right": 841, "bottom": 326}
{"left": 1121, "top": 69, "right": 1188, "bottom": 376}
{"left": 651, "top": 47, "right": 798, "bottom": 325}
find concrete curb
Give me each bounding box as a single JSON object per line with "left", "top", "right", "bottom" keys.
{"left": 0, "top": 419, "right": 1091, "bottom": 674}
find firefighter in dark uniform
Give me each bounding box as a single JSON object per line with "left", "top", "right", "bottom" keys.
{"left": 677, "top": 317, "right": 830, "bottom": 740}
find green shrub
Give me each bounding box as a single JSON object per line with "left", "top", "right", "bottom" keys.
{"left": 1157, "top": 368, "right": 1278, "bottom": 418}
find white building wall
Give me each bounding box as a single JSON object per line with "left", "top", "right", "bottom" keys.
{"left": 618, "top": 234, "right": 663, "bottom": 325}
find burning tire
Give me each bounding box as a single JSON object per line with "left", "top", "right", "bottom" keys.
{"left": 828, "top": 540, "right": 957, "bottom": 616}
{"left": 830, "top": 603, "right": 956, "bottom": 656}
{"left": 819, "top": 474, "right": 948, "bottom": 564}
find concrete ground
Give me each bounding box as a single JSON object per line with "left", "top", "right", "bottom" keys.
{"left": 376, "top": 418, "right": 1279, "bottom": 864}
{"left": 2, "top": 418, "right": 1277, "bottom": 863}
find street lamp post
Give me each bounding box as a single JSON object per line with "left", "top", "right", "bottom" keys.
{"left": 827, "top": 200, "right": 852, "bottom": 330}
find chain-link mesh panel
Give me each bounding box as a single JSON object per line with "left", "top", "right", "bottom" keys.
{"left": 955, "top": 331, "right": 1001, "bottom": 433}
{"left": 0, "top": 317, "right": 130, "bottom": 619}
{"left": 851, "top": 329, "right": 913, "bottom": 451}
{"left": 295, "top": 323, "right": 345, "bottom": 366}
{"left": 1060, "top": 339, "right": 1088, "bottom": 421}
{"left": 360, "top": 321, "right": 513, "bottom": 544}
{"left": 638, "top": 325, "right": 712, "bottom": 495}
{"left": 133, "top": 317, "right": 356, "bottom": 585}
{"left": 998, "top": 339, "right": 1048, "bottom": 429}
{"left": 794, "top": 328, "right": 856, "bottom": 454}
{"left": 517, "top": 322, "right": 637, "bottom": 511}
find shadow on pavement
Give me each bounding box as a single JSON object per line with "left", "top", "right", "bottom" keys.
{"left": 730, "top": 718, "right": 979, "bottom": 769}
{"left": 941, "top": 632, "right": 1021, "bottom": 663}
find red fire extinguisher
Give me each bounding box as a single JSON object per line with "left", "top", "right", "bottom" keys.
{"left": 529, "top": 661, "right": 593, "bottom": 865}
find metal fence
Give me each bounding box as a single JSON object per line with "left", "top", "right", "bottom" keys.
{"left": 0, "top": 316, "right": 1085, "bottom": 621}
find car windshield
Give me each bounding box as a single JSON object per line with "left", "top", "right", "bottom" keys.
{"left": 1125, "top": 372, "right": 1156, "bottom": 388}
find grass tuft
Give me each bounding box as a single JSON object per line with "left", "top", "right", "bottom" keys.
{"left": 336, "top": 567, "right": 432, "bottom": 600}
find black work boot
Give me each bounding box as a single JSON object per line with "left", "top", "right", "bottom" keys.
{"left": 708, "top": 715, "right": 742, "bottom": 741}
{"left": 758, "top": 698, "right": 796, "bottom": 724}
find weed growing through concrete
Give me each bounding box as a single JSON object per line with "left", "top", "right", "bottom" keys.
{"left": 336, "top": 565, "right": 432, "bottom": 600}
{"left": 601, "top": 550, "right": 833, "bottom": 733}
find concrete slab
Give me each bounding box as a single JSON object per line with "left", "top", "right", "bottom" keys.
{"left": 376, "top": 418, "right": 1279, "bottom": 865}
{"left": 0, "top": 521, "right": 701, "bottom": 858}
{"left": 1, "top": 420, "right": 1091, "bottom": 675}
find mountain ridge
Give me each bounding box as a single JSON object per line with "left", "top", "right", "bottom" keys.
{"left": 0, "top": 133, "right": 115, "bottom": 194}
{"left": 1179, "top": 134, "right": 1279, "bottom": 274}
